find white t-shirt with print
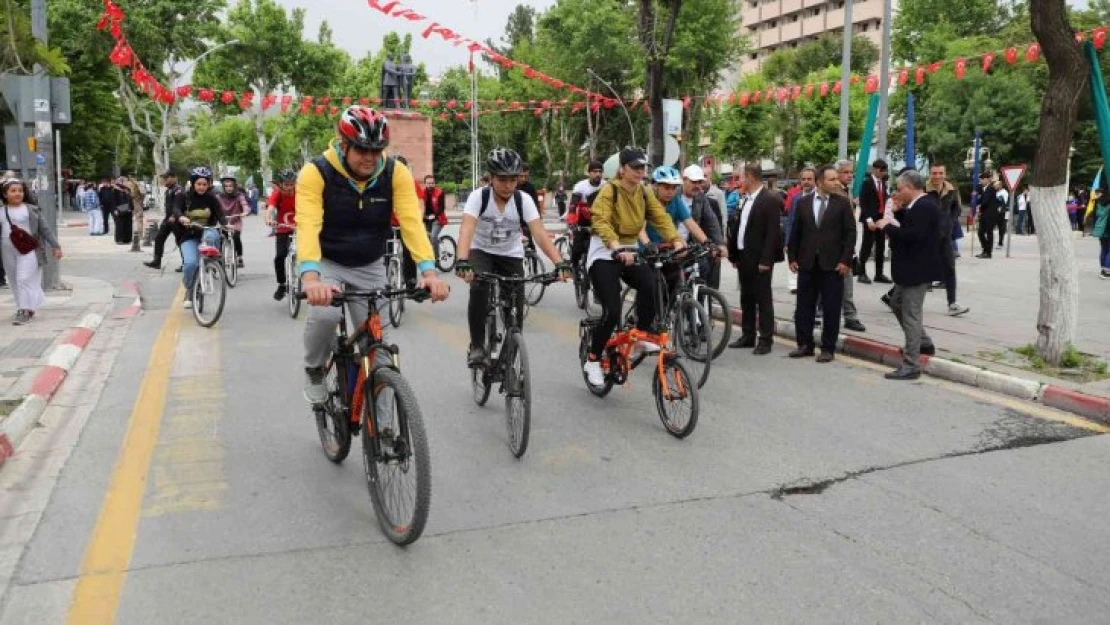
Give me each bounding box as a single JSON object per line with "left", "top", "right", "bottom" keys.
{"left": 463, "top": 189, "right": 541, "bottom": 258}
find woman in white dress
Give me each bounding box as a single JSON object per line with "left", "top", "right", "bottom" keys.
{"left": 1, "top": 179, "right": 62, "bottom": 325}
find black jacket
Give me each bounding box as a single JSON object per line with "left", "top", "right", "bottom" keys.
{"left": 173, "top": 190, "right": 226, "bottom": 241}
{"left": 858, "top": 174, "right": 888, "bottom": 223}
{"left": 727, "top": 187, "right": 784, "bottom": 270}
{"left": 163, "top": 184, "right": 185, "bottom": 221}
{"left": 884, "top": 193, "right": 944, "bottom": 286}
{"left": 788, "top": 193, "right": 856, "bottom": 272}
{"left": 519, "top": 181, "right": 539, "bottom": 209}
{"left": 690, "top": 192, "right": 724, "bottom": 245}
{"left": 976, "top": 184, "right": 1001, "bottom": 219}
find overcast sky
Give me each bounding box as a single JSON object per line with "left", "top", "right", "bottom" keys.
{"left": 277, "top": 0, "right": 558, "bottom": 76}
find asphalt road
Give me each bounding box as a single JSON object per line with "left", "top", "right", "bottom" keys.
{"left": 3, "top": 222, "right": 1110, "bottom": 624}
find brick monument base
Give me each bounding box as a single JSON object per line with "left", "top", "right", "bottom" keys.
{"left": 383, "top": 110, "right": 434, "bottom": 181}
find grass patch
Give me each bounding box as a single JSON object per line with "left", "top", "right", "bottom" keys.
{"left": 1000, "top": 343, "right": 1110, "bottom": 382}
{"left": 0, "top": 398, "right": 23, "bottom": 418}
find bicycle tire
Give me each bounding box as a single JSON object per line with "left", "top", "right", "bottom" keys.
{"left": 697, "top": 287, "right": 732, "bottom": 359}
{"left": 619, "top": 285, "right": 637, "bottom": 328}
{"left": 674, "top": 298, "right": 712, "bottom": 389}
{"left": 387, "top": 258, "right": 405, "bottom": 328}
{"left": 436, "top": 235, "right": 457, "bottom": 272}
{"left": 579, "top": 320, "right": 614, "bottom": 397}
{"left": 524, "top": 253, "right": 546, "bottom": 306}
{"left": 316, "top": 360, "right": 352, "bottom": 463}
{"left": 554, "top": 236, "right": 569, "bottom": 261}
{"left": 192, "top": 259, "right": 227, "bottom": 328}
{"left": 223, "top": 237, "right": 238, "bottom": 287}
{"left": 503, "top": 330, "right": 531, "bottom": 458}
{"left": 363, "top": 368, "right": 431, "bottom": 546}
{"left": 472, "top": 313, "right": 496, "bottom": 405}
{"left": 288, "top": 257, "right": 302, "bottom": 319}
{"left": 652, "top": 356, "right": 699, "bottom": 439}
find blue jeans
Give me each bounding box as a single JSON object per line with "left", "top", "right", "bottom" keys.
{"left": 1014, "top": 211, "right": 1027, "bottom": 235}
{"left": 181, "top": 228, "right": 221, "bottom": 291}
{"left": 1100, "top": 238, "right": 1110, "bottom": 270}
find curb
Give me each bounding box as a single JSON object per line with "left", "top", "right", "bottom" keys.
{"left": 0, "top": 312, "right": 106, "bottom": 468}
{"left": 721, "top": 307, "right": 1110, "bottom": 426}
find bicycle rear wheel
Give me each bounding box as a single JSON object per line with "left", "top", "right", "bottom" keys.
{"left": 192, "top": 259, "right": 227, "bottom": 328}
{"left": 316, "top": 359, "right": 352, "bottom": 463}
{"left": 502, "top": 330, "right": 531, "bottom": 458}
{"left": 363, "top": 368, "right": 431, "bottom": 546}
{"left": 436, "top": 235, "right": 457, "bottom": 272}
{"left": 223, "top": 236, "right": 238, "bottom": 287}
{"left": 387, "top": 257, "right": 405, "bottom": 328}
{"left": 652, "top": 355, "right": 699, "bottom": 439}
{"left": 697, "top": 287, "right": 732, "bottom": 359}
{"left": 523, "top": 253, "right": 546, "bottom": 306}
{"left": 472, "top": 313, "right": 496, "bottom": 406}
{"left": 287, "top": 254, "right": 302, "bottom": 319}
{"left": 578, "top": 318, "right": 614, "bottom": 397}
{"left": 673, "top": 298, "right": 712, "bottom": 388}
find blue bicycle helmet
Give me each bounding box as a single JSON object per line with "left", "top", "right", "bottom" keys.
{"left": 189, "top": 166, "right": 213, "bottom": 183}
{"left": 652, "top": 165, "right": 681, "bottom": 185}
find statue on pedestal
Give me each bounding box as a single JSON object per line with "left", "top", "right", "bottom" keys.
{"left": 399, "top": 54, "right": 417, "bottom": 106}
{"left": 380, "top": 55, "right": 400, "bottom": 109}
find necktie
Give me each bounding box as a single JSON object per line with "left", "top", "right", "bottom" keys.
{"left": 877, "top": 180, "right": 885, "bottom": 215}
{"left": 816, "top": 195, "right": 827, "bottom": 225}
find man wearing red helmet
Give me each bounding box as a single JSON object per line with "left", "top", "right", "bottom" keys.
{"left": 296, "top": 106, "right": 450, "bottom": 404}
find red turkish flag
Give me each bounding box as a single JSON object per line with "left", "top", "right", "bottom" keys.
{"left": 456, "top": 112, "right": 467, "bottom": 120}
{"left": 261, "top": 94, "right": 278, "bottom": 111}
{"left": 832, "top": 81, "right": 842, "bottom": 95}
{"left": 342, "top": 97, "right": 352, "bottom": 106}
{"left": 751, "top": 91, "right": 761, "bottom": 104}
{"left": 1025, "top": 43, "right": 1040, "bottom": 62}
{"left": 981, "top": 53, "right": 995, "bottom": 72}
{"left": 777, "top": 88, "right": 788, "bottom": 103}
{"left": 864, "top": 74, "right": 879, "bottom": 93}
{"left": 446, "top": 100, "right": 458, "bottom": 109}
{"left": 320, "top": 96, "right": 331, "bottom": 106}
{"left": 239, "top": 91, "right": 255, "bottom": 110}
{"left": 176, "top": 85, "right": 192, "bottom": 99}
{"left": 1005, "top": 47, "right": 1018, "bottom": 64}
{"left": 299, "top": 101, "right": 310, "bottom": 114}
{"left": 329, "top": 106, "right": 338, "bottom": 115}
{"left": 928, "top": 61, "right": 942, "bottom": 73}
{"left": 819, "top": 83, "right": 829, "bottom": 97}
{"left": 915, "top": 67, "right": 925, "bottom": 85}
{"left": 109, "top": 41, "right": 133, "bottom": 67}
{"left": 220, "top": 90, "right": 235, "bottom": 105}
{"left": 1094, "top": 27, "right": 1108, "bottom": 50}
{"left": 898, "top": 69, "right": 908, "bottom": 86}
{"left": 199, "top": 88, "right": 215, "bottom": 102}
{"left": 804, "top": 83, "right": 814, "bottom": 98}
{"left": 791, "top": 86, "right": 801, "bottom": 100}
{"left": 739, "top": 92, "right": 750, "bottom": 107}
{"left": 314, "top": 105, "right": 325, "bottom": 115}
{"left": 280, "top": 95, "right": 293, "bottom": 113}
{"left": 955, "top": 58, "right": 967, "bottom": 80}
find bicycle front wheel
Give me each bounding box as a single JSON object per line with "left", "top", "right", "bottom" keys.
{"left": 223, "top": 237, "right": 238, "bottom": 287}
{"left": 653, "top": 356, "right": 699, "bottom": 439}
{"left": 502, "top": 330, "right": 531, "bottom": 458}
{"left": 192, "top": 259, "right": 227, "bottom": 328}
{"left": 287, "top": 254, "right": 302, "bottom": 319}
{"left": 363, "top": 368, "right": 431, "bottom": 546}
{"left": 697, "top": 287, "right": 732, "bottom": 359}
{"left": 554, "top": 236, "right": 569, "bottom": 261}
{"left": 436, "top": 235, "right": 457, "bottom": 272}
{"left": 523, "top": 253, "right": 546, "bottom": 306}
{"left": 316, "top": 359, "right": 352, "bottom": 463}
{"left": 674, "top": 298, "right": 712, "bottom": 389}
{"left": 387, "top": 257, "right": 405, "bottom": 328}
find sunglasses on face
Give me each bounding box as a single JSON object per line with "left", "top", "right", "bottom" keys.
{"left": 349, "top": 145, "right": 382, "bottom": 157}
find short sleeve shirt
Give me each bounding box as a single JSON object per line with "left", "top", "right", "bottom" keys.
{"left": 464, "top": 189, "right": 541, "bottom": 258}
{"left": 268, "top": 189, "right": 296, "bottom": 233}
{"left": 646, "top": 195, "right": 692, "bottom": 243}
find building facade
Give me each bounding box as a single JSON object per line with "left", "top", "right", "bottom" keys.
{"left": 737, "top": 0, "right": 893, "bottom": 76}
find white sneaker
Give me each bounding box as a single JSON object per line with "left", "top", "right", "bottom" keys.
{"left": 183, "top": 300, "right": 193, "bottom": 310}
{"left": 948, "top": 303, "right": 969, "bottom": 316}
{"left": 583, "top": 360, "right": 604, "bottom": 386}
{"left": 630, "top": 340, "right": 661, "bottom": 361}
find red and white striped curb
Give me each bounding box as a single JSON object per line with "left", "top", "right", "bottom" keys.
{"left": 723, "top": 307, "right": 1110, "bottom": 426}
{"left": 0, "top": 313, "right": 104, "bottom": 468}
{"left": 116, "top": 279, "right": 142, "bottom": 319}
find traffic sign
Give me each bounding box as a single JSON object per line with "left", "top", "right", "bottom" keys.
{"left": 1000, "top": 165, "right": 1026, "bottom": 192}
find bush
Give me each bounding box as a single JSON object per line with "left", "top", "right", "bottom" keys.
{"left": 1061, "top": 344, "right": 1084, "bottom": 369}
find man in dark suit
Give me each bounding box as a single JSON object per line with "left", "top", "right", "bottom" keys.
{"left": 857, "top": 159, "right": 891, "bottom": 284}
{"left": 870, "top": 169, "right": 944, "bottom": 380}
{"left": 975, "top": 171, "right": 999, "bottom": 258}
{"left": 727, "top": 162, "right": 784, "bottom": 354}
{"left": 788, "top": 164, "right": 856, "bottom": 362}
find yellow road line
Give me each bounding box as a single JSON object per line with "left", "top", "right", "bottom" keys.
{"left": 770, "top": 336, "right": 1110, "bottom": 434}
{"left": 67, "top": 289, "right": 185, "bottom": 625}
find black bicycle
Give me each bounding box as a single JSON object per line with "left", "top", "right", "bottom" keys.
{"left": 471, "top": 270, "right": 561, "bottom": 458}
{"left": 299, "top": 286, "right": 433, "bottom": 546}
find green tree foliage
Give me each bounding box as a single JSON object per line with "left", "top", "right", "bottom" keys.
{"left": 0, "top": 0, "right": 67, "bottom": 75}
{"left": 711, "top": 75, "right": 775, "bottom": 162}
{"left": 792, "top": 68, "right": 869, "bottom": 167}
{"left": 892, "top": 0, "right": 1008, "bottom": 61}
{"left": 760, "top": 34, "right": 878, "bottom": 83}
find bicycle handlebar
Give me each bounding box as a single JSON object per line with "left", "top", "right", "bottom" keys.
{"left": 473, "top": 271, "right": 563, "bottom": 287}
{"left": 296, "top": 287, "right": 432, "bottom": 306}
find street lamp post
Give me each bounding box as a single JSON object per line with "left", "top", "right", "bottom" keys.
{"left": 586, "top": 68, "right": 635, "bottom": 148}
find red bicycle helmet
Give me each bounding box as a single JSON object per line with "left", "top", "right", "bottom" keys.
{"left": 337, "top": 105, "right": 389, "bottom": 150}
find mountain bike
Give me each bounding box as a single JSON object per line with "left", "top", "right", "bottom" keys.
{"left": 521, "top": 238, "right": 548, "bottom": 307}
{"left": 299, "top": 286, "right": 433, "bottom": 546}
{"left": 670, "top": 243, "right": 732, "bottom": 359}
{"left": 470, "top": 270, "right": 561, "bottom": 458}
{"left": 578, "top": 247, "right": 699, "bottom": 438}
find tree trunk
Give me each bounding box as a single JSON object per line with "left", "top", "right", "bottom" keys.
{"left": 639, "top": 0, "right": 682, "bottom": 165}
{"left": 646, "top": 60, "right": 664, "bottom": 165}
{"left": 1029, "top": 0, "right": 1087, "bottom": 365}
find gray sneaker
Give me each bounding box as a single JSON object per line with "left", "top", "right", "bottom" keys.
{"left": 304, "top": 367, "right": 328, "bottom": 404}
{"left": 947, "top": 303, "right": 970, "bottom": 317}
{"left": 12, "top": 310, "right": 28, "bottom": 325}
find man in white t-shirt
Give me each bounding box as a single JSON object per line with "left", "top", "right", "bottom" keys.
{"left": 456, "top": 148, "right": 570, "bottom": 367}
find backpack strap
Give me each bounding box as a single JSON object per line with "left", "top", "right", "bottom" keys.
{"left": 479, "top": 187, "right": 492, "bottom": 217}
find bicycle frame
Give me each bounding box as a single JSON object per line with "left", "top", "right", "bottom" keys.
{"left": 331, "top": 296, "right": 402, "bottom": 439}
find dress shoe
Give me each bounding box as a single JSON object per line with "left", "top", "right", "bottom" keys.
{"left": 753, "top": 341, "right": 772, "bottom": 355}
{"left": 143, "top": 259, "right": 161, "bottom": 269}
{"left": 920, "top": 343, "right": 936, "bottom": 356}
{"left": 857, "top": 274, "right": 872, "bottom": 284}
{"left": 975, "top": 252, "right": 991, "bottom": 259}
{"left": 729, "top": 335, "right": 755, "bottom": 349}
{"left": 816, "top": 351, "right": 835, "bottom": 363}
{"left": 874, "top": 275, "right": 892, "bottom": 284}
{"left": 789, "top": 346, "right": 815, "bottom": 358}
{"left": 885, "top": 366, "right": 921, "bottom": 380}
{"left": 844, "top": 319, "right": 866, "bottom": 332}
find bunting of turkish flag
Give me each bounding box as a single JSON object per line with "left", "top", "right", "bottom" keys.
{"left": 804, "top": 84, "right": 814, "bottom": 98}
{"left": 299, "top": 101, "right": 311, "bottom": 114}
{"left": 928, "top": 61, "right": 942, "bottom": 73}
{"left": 239, "top": 91, "right": 255, "bottom": 110}
{"left": 320, "top": 96, "right": 331, "bottom": 106}
{"left": 864, "top": 74, "right": 879, "bottom": 93}
{"left": 330, "top": 106, "right": 338, "bottom": 115}
{"left": 915, "top": 67, "right": 925, "bottom": 85}
{"left": 819, "top": 83, "right": 829, "bottom": 97}
{"left": 954, "top": 58, "right": 967, "bottom": 80}
{"left": 1025, "top": 43, "right": 1040, "bottom": 62}
{"left": 220, "top": 90, "right": 235, "bottom": 105}
{"left": 446, "top": 100, "right": 457, "bottom": 109}
{"left": 898, "top": 69, "right": 908, "bottom": 86}
{"left": 176, "top": 85, "right": 192, "bottom": 99}
{"left": 314, "top": 105, "right": 325, "bottom": 115}
{"left": 791, "top": 86, "right": 801, "bottom": 100}
{"left": 109, "top": 40, "right": 133, "bottom": 67}
{"left": 261, "top": 94, "right": 278, "bottom": 111}
{"left": 199, "top": 88, "right": 215, "bottom": 102}
{"left": 342, "top": 97, "right": 352, "bottom": 106}
{"left": 439, "top": 113, "right": 449, "bottom": 120}
{"left": 739, "top": 92, "right": 750, "bottom": 107}
{"left": 359, "top": 98, "right": 370, "bottom": 106}
{"left": 1005, "top": 47, "right": 1018, "bottom": 64}
{"left": 832, "top": 81, "right": 842, "bottom": 95}
{"left": 280, "top": 95, "right": 293, "bottom": 113}
{"left": 752, "top": 91, "right": 762, "bottom": 104}
{"left": 981, "top": 52, "right": 995, "bottom": 72}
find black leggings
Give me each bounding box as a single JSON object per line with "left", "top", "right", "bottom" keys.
{"left": 231, "top": 231, "right": 243, "bottom": 257}
{"left": 587, "top": 260, "right": 659, "bottom": 357}
{"left": 467, "top": 249, "right": 524, "bottom": 348}
{"left": 274, "top": 233, "right": 291, "bottom": 285}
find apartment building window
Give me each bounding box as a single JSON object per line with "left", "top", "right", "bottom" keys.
{"left": 750, "top": 53, "right": 758, "bottom": 60}
{"left": 811, "top": 7, "right": 822, "bottom": 16}
{"left": 861, "top": 23, "right": 869, "bottom": 32}
{"left": 749, "top": 1, "right": 757, "bottom": 8}
{"left": 769, "top": 19, "right": 777, "bottom": 27}
{"left": 789, "top": 14, "right": 798, "bottom": 22}
{"left": 836, "top": 1, "right": 845, "bottom": 8}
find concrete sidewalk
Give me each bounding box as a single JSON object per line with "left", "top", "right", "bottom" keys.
{"left": 718, "top": 233, "right": 1110, "bottom": 401}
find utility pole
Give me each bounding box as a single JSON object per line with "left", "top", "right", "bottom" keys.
{"left": 836, "top": 0, "right": 853, "bottom": 160}
{"left": 31, "top": 0, "right": 61, "bottom": 289}
{"left": 875, "top": 0, "right": 893, "bottom": 160}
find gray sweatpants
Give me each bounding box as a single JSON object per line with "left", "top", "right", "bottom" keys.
{"left": 842, "top": 272, "right": 858, "bottom": 322}
{"left": 889, "top": 283, "right": 932, "bottom": 370}
{"left": 303, "top": 258, "right": 388, "bottom": 369}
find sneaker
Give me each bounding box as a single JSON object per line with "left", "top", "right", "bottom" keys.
{"left": 273, "top": 284, "right": 288, "bottom": 301}
{"left": 583, "top": 359, "right": 605, "bottom": 386}
{"left": 467, "top": 345, "right": 489, "bottom": 368}
{"left": 183, "top": 300, "right": 193, "bottom": 310}
{"left": 12, "top": 310, "right": 28, "bottom": 325}
{"left": 237, "top": 258, "right": 244, "bottom": 268}
{"left": 630, "top": 340, "right": 661, "bottom": 361}
{"left": 304, "top": 367, "right": 328, "bottom": 404}
{"left": 1101, "top": 270, "right": 1110, "bottom": 280}
{"left": 175, "top": 266, "right": 184, "bottom": 273}
{"left": 948, "top": 303, "right": 970, "bottom": 316}
{"left": 874, "top": 275, "right": 892, "bottom": 284}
